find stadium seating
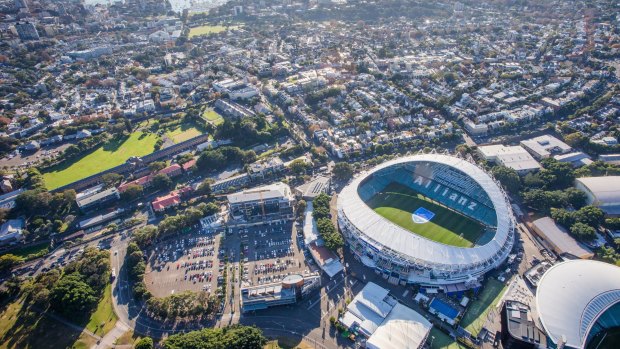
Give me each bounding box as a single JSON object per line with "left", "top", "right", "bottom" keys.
{"left": 358, "top": 163, "right": 497, "bottom": 226}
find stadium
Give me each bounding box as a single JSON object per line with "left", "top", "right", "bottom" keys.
{"left": 337, "top": 153, "right": 515, "bottom": 290}
{"left": 536, "top": 260, "right": 620, "bottom": 349}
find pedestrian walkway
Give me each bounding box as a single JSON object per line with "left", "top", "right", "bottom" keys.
{"left": 93, "top": 321, "right": 130, "bottom": 349}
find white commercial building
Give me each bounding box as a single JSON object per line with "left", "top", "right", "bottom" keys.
{"left": 520, "top": 135, "right": 572, "bottom": 159}
{"left": 340, "top": 282, "right": 432, "bottom": 349}
{"left": 575, "top": 176, "right": 620, "bottom": 216}
{"left": 477, "top": 144, "right": 541, "bottom": 175}
{"left": 536, "top": 260, "right": 620, "bottom": 349}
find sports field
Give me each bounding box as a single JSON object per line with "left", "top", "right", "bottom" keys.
{"left": 202, "top": 107, "right": 224, "bottom": 125}
{"left": 459, "top": 277, "right": 507, "bottom": 336}
{"left": 366, "top": 182, "right": 485, "bottom": 248}
{"left": 164, "top": 121, "right": 204, "bottom": 143}
{"left": 43, "top": 131, "right": 159, "bottom": 190}
{"left": 188, "top": 25, "right": 241, "bottom": 38}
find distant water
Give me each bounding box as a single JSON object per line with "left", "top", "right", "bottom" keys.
{"left": 84, "top": 0, "right": 229, "bottom": 13}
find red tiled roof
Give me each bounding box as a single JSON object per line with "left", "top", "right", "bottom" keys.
{"left": 118, "top": 175, "right": 152, "bottom": 192}
{"left": 182, "top": 159, "right": 196, "bottom": 171}
{"left": 151, "top": 192, "right": 181, "bottom": 212}
{"left": 159, "top": 164, "right": 182, "bottom": 176}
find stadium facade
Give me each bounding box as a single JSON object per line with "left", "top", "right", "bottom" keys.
{"left": 337, "top": 154, "right": 515, "bottom": 290}
{"left": 536, "top": 260, "right": 620, "bottom": 349}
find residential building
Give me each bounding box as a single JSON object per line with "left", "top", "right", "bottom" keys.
{"left": 15, "top": 22, "right": 39, "bottom": 40}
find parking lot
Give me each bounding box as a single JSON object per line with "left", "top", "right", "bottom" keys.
{"left": 229, "top": 221, "right": 313, "bottom": 288}
{"left": 143, "top": 220, "right": 315, "bottom": 300}
{"left": 144, "top": 231, "right": 223, "bottom": 298}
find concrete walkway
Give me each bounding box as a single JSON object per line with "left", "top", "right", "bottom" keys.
{"left": 93, "top": 321, "right": 130, "bottom": 349}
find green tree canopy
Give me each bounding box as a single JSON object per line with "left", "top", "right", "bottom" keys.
{"left": 333, "top": 162, "right": 354, "bottom": 181}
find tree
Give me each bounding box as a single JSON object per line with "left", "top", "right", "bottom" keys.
{"left": 152, "top": 174, "right": 173, "bottom": 191}
{"left": 570, "top": 222, "right": 597, "bottom": 241}
{"left": 101, "top": 173, "right": 123, "bottom": 188}
{"left": 50, "top": 273, "right": 98, "bottom": 314}
{"left": 573, "top": 205, "right": 605, "bottom": 227}
{"left": 551, "top": 208, "right": 575, "bottom": 228}
{"left": 135, "top": 337, "right": 154, "bottom": 349}
{"left": 289, "top": 159, "right": 310, "bottom": 176}
{"left": 200, "top": 202, "right": 219, "bottom": 216}
{"left": 163, "top": 325, "right": 266, "bottom": 349}
{"left": 564, "top": 188, "right": 587, "bottom": 208}
{"left": 0, "top": 254, "right": 22, "bottom": 273}
{"left": 333, "top": 162, "right": 354, "bottom": 182}
{"left": 316, "top": 218, "right": 343, "bottom": 251}
{"left": 564, "top": 132, "right": 586, "bottom": 147}
{"left": 196, "top": 180, "right": 212, "bottom": 196}
{"left": 296, "top": 200, "right": 307, "bottom": 217}
{"left": 121, "top": 184, "right": 143, "bottom": 201}
{"left": 149, "top": 161, "right": 167, "bottom": 173}
{"left": 491, "top": 166, "right": 521, "bottom": 193}
{"left": 133, "top": 225, "right": 158, "bottom": 248}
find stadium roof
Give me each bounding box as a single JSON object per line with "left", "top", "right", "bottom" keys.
{"left": 575, "top": 177, "right": 620, "bottom": 214}
{"left": 536, "top": 260, "right": 620, "bottom": 349}
{"left": 366, "top": 303, "right": 432, "bottom": 349}
{"left": 341, "top": 282, "right": 431, "bottom": 349}
{"left": 338, "top": 154, "right": 513, "bottom": 267}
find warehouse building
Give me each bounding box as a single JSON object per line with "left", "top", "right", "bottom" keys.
{"left": 575, "top": 176, "right": 620, "bottom": 216}
{"left": 530, "top": 217, "right": 594, "bottom": 259}
{"left": 477, "top": 145, "right": 541, "bottom": 175}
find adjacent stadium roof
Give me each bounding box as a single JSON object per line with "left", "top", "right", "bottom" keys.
{"left": 338, "top": 154, "right": 513, "bottom": 268}
{"left": 536, "top": 260, "right": 620, "bottom": 349}
{"left": 575, "top": 176, "right": 620, "bottom": 215}
{"left": 341, "top": 282, "right": 431, "bottom": 349}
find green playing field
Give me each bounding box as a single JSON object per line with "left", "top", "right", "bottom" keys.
{"left": 366, "top": 182, "right": 485, "bottom": 247}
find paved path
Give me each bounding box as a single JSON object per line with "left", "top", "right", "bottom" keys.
{"left": 93, "top": 321, "right": 130, "bottom": 349}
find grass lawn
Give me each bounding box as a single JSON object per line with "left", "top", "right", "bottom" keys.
{"left": 2, "top": 243, "right": 49, "bottom": 260}
{"left": 202, "top": 108, "right": 224, "bottom": 125}
{"left": 429, "top": 328, "right": 466, "bottom": 349}
{"left": 43, "top": 131, "right": 159, "bottom": 190}
{"left": 366, "top": 182, "right": 484, "bottom": 247}
{"left": 263, "top": 337, "right": 314, "bottom": 349}
{"left": 85, "top": 284, "right": 117, "bottom": 336}
{"left": 165, "top": 122, "right": 204, "bottom": 143}
{"left": 115, "top": 330, "right": 137, "bottom": 346}
{"left": 0, "top": 299, "right": 86, "bottom": 349}
{"left": 188, "top": 24, "right": 241, "bottom": 37}
{"left": 460, "top": 278, "right": 507, "bottom": 336}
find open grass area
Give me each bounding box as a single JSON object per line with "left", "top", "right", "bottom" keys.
{"left": 85, "top": 284, "right": 117, "bottom": 336}
{"left": 42, "top": 131, "right": 159, "bottom": 190}
{"left": 366, "top": 183, "right": 484, "bottom": 247}
{"left": 460, "top": 278, "right": 507, "bottom": 336}
{"left": 188, "top": 24, "right": 241, "bottom": 37}
{"left": 202, "top": 107, "right": 224, "bottom": 125}
{"left": 115, "top": 330, "right": 137, "bottom": 346}
{"left": 263, "top": 337, "right": 314, "bottom": 349}
{"left": 165, "top": 122, "right": 204, "bottom": 143}
{"left": 429, "top": 328, "right": 466, "bottom": 349}
{"left": 0, "top": 299, "right": 87, "bottom": 349}
{"left": 2, "top": 243, "right": 49, "bottom": 260}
